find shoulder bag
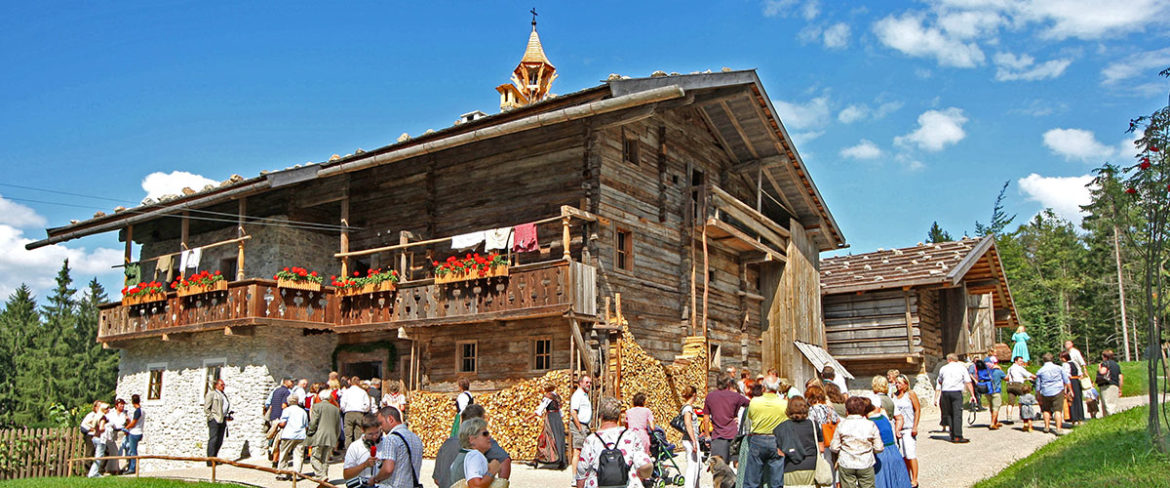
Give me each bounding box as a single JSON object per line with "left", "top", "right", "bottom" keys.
{"left": 810, "top": 420, "right": 832, "bottom": 486}
{"left": 392, "top": 431, "right": 424, "bottom": 488}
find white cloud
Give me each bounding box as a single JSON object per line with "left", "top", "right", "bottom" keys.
{"left": 141, "top": 171, "right": 217, "bottom": 202}
{"left": 0, "top": 195, "right": 47, "bottom": 228}
{"left": 1009, "top": 99, "right": 1068, "bottom": 117}
{"left": 873, "top": 13, "right": 986, "bottom": 67}
{"left": 1017, "top": 173, "right": 1093, "bottom": 223}
{"left": 1023, "top": 0, "right": 1170, "bottom": 40}
{"left": 1102, "top": 47, "right": 1170, "bottom": 85}
{"left": 838, "top": 101, "right": 903, "bottom": 124}
{"left": 840, "top": 139, "right": 883, "bottom": 160}
{"left": 936, "top": 9, "right": 1005, "bottom": 40}
{"left": 0, "top": 198, "right": 123, "bottom": 300}
{"left": 802, "top": 0, "right": 820, "bottom": 20}
{"left": 992, "top": 52, "right": 1072, "bottom": 81}
{"left": 823, "top": 23, "right": 851, "bottom": 49}
{"left": 895, "top": 108, "right": 969, "bottom": 151}
{"left": 1042, "top": 128, "right": 1116, "bottom": 163}
{"left": 774, "top": 95, "right": 832, "bottom": 130}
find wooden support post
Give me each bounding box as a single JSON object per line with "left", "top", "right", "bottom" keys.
{"left": 180, "top": 212, "right": 189, "bottom": 279}
{"left": 702, "top": 223, "right": 710, "bottom": 338}
{"left": 615, "top": 293, "right": 623, "bottom": 326}
{"left": 237, "top": 198, "right": 247, "bottom": 280}
{"left": 562, "top": 216, "right": 572, "bottom": 260}
{"left": 604, "top": 296, "right": 612, "bottom": 324}
{"left": 211, "top": 460, "right": 216, "bottom": 483}
{"left": 123, "top": 225, "right": 133, "bottom": 286}
{"left": 904, "top": 290, "right": 915, "bottom": 354}
{"left": 399, "top": 231, "right": 410, "bottom": 279}
{"left": 340, "top": 197, "right": 350, "bottom": 278}
{"left": 756, "top": 166, "right": 763, "bottom": 212}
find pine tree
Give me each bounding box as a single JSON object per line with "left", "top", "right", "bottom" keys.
{"left": 14, "top": 260, "right": 79, "bottom": 426}
{"left": 0, "top": 285, "right": 39, "bottom": 428}
{"left": 975, "top": 181, "right": 1018, "bottom": 237}
{"left": 926, "top": 221, "right": 953, "bottom": 243}
{"left": 76, "top": 278, "right": 118, "bottom": 402}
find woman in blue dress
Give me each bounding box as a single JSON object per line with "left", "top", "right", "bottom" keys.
{"left": 869, "top": 405, "right": 913, "bottom": 488}
{"left": 1011, "top": 325, "right": 1031, "bottom": 363}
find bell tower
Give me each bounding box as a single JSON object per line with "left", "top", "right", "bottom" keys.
{"left": 496, "top": 10, "right": 557, "bottom": 111}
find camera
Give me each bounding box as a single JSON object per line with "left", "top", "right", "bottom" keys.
{"left": 225, "top": 410, "right": 235, "bottom": 421}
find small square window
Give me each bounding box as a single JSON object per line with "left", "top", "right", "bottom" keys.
{"left": 532, "top": 337, "right": 552, "bottom": 371}
{"left": 457, "top": 341, "right": 478, "bottom": 373}
{"left": 203, "top": 359, "right": 225, "bottom": 397}
{"left": 148, "top": 369, "right": 164, "bottom": 400}
{"left": 623, "top": 129, "right": 640, "bottom": 165}
{"left": 616, "top": 229, "right": 634, "bottom": 272}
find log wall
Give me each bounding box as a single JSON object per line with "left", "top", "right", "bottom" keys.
{"left": 762, "top": 220, "right": 822, "bottom": 385}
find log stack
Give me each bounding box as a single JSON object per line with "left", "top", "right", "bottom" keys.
{"left": 408, "top": 369, "right": 574, "bottom": 458}
{"left": 617, "top": 327, "right": 707, "bottom": 445}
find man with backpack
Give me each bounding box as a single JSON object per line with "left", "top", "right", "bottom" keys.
{"left": 976, "top": 358, "right": 1007, "bottom": 429}
{"left": 575, "top": 397, "right": 653, "bottom": 488}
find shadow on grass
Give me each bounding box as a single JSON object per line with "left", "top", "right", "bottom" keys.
{"left": 973, "top": 406, "right": 1170, "bottom": 488}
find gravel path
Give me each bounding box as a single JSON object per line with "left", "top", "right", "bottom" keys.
{"left": 140, "top": 396, "right": 1150, "bottom": 488}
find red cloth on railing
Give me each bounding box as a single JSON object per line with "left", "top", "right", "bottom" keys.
{"left": 513, "top": 223, "right": 539, "bottom": 253}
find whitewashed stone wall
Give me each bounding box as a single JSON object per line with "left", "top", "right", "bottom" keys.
{"left": 114, "top": 327, "right": 337, "bottom": 472}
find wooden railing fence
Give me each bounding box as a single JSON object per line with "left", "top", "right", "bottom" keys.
{"left": 68, "top": 455, "right": 339, "bottom": 488}
{"left": 0, "top": 427, "right": 85, "bottom": 480}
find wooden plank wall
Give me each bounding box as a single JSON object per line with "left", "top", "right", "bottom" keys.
{"left": 593, "top": 107, "right": 764, "bottom": 368}
{"left": 0, "top": 427, "right": 84, "bottom": 480}
{"left": 967, "top": 292, "right": 995, "bottom": 355}
{"left": 762, "top": 219, "right": 822, "bottom": 386}
{"left": 918, "top": 289, "right": 943, "bottom": 369}
{"left": 823, "top": 289, "right": 921, "bottom": 357}
{"left": 412, "top": 317, "right": 573, "bottom": 391}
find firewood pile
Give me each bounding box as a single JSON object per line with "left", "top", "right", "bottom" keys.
{"left": 408, "top": 369, "right": 574, "bottom": 458}
{"left": 617, "top": 326, "right": 707, "bottom": 445}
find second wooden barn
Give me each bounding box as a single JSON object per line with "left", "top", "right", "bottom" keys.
{"left": 819, "top": 236, "right": 1019, "bottom": 379}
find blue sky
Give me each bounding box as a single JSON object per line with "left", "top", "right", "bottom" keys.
{"left": 1, "top": 1, "right": 1168, "bottom": 301}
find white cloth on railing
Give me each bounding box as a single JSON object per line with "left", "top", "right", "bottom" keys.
{"left": 179, "top": 248, "right": 202, "bottom": 272}
{"left": 485, "top": 227, "right": 513, "bottom": 251}
{"left": 451, "top": 231, "right": 486, "bottom": 249}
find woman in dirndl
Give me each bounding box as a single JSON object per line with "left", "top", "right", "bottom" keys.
{"left": 532, "top": 383, "right": 567, "bottom": 469}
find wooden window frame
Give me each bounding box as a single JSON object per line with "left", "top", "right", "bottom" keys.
{"left": 203, "top": 358, "right": 226, "bottom": 397}
{"left": 146, "top": 362, "right": 166, "bottom": 402}
{"left": 615, "top": 227, "right": 635, "bottom": 273}
{"left": 456, "top": 340, "right": 478, "bottom": 374}
{"left": 709, "top": 344, "right": 721, "bottom": 371}
{"left": 622, "top": 128, "right": 640, "bottom": 166}
{"left": 531, "top": 336, "right": 553, "bottom": 371}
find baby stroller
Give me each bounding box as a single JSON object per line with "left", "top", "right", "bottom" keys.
{"left": 644, "top": 428, "right": 685, "bottom": 488}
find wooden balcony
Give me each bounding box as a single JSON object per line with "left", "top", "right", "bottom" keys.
{"left": 98, "top": 279, "right": 335, "bottom": 342}
{"left": 334, "top": 260, "right": 597, "bottom": 332}
{"left": 97, "top": 261, "right": 599, "bottom": 341}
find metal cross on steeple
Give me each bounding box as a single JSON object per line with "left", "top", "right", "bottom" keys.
{"left": 530, "top": 8, "right": 538, "bottom": 27}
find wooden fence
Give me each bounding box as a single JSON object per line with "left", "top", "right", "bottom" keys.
{"left": 0, "top": 427, "right": 85, "bottom": 480}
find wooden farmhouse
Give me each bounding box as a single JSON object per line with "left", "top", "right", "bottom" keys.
{"left": 27, "top": 24, "right": 845, "bottom": 464}
{"left": 819, "top": 236, "right": 1019, "bottom": 379}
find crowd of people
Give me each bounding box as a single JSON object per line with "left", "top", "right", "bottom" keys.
{"left": 77, "top": 329, "right": 1128, "bottom": 488}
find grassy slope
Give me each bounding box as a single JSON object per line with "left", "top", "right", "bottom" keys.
{"left": 0, "top": 478, "right": 234, "bottom": 488}
{"left": 1015, "top": 361, "right": 1155, "bottom": 397}
{"left": 973, "top": 405, "right": 1170, "bottom": 488}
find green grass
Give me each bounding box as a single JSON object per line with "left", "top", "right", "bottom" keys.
{"left": 973, "top": 405, "right": 1170, "bottom": 488}
{"left": 0, "top": 478, "right": 239, "bottom": 488}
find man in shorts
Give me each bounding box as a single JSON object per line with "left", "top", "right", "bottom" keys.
{"left": 569, "top": 375, "right": 592, "bottom": 476}
{"left": 983, "top": 358, "right": 1007, "bottom": 429}
{"left": 1034, "top": 353, "right": 1070, "bottom": 435}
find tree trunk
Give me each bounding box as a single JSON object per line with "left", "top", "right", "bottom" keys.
{"left": 1115, "top": 226, "right": 1133, "bottom": 361}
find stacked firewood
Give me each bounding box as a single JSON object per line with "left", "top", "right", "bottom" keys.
{"left": 408, "top": 369, "right": 574, "bottom": 458}
{"left": 617, "top": 327, "right": 707, "bottom": 445}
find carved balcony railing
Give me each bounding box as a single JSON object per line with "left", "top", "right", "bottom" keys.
{"left": 334, "top": 260, "right": 596, "bottom": 331}
{"left": 98, "top": 279, "right": 334, "bottom": 341}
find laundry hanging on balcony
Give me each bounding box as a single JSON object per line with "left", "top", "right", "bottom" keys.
{"left": 123, "top": 263, "right": 141, "bottom": 286}
{"left": 451, "top": 231, "right": 487, "bottom": 249}
{"left": 512, "top": 223, "right": 539, "bottom": 253}
{"left": 179, "top": 247, "right": 202, "bottom": 272}
{"left": 485, "top": 227, "right": 513, "bottom": 251}
{"left": 154, "top": 254, "right": 174, "bottom": 282}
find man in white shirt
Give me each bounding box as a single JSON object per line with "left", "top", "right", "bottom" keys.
{"left": 124, "top": 395, "right": 145, "bottom": 475}
{"left": 1064, "top": 341, "right": 1087, "bottom": 373}
{"left": 341, "top": 376, "right": 373, "bottom": 450}
{"left": 276, "top": 393, "right": 309, "bottom": 479}
{"left": 1006, "top": 355, "right": 1036, "bottom": 422}
{"left": 103, "top": 399, "right": 129, "bottom": 474}
{"left": 935, "top": 354, "right": 975, "bottom": 443}
{"left": 292, "top": 378, "right": 308, "bottom": 407}
{"left": 569, "top": 375, "right": 593, "bottom": 477}
{"left": 343, "top": 413, "right": 383, "bottom": 486}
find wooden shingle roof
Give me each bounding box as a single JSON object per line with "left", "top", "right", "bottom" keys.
{"left": 820, "top": 236, "right": 1018, "bottom": 328}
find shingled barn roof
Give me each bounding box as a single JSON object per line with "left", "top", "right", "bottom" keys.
{"left": 820, "top": 236, "right": 1018, "bottom": 328}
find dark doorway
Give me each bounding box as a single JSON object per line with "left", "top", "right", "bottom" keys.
{"left": 344, "top": 361, "right": 382, "bottom": 380}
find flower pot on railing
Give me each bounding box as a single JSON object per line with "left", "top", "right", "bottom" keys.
{"left": 274, "top": 267, "right": 324, "bottom": 292}
{"left": 336, "top": 281, "right": 397, "bottom": 297}
{"left": 434, "top": 264, "right": 510, "bottom": 284}
{"left": 333, "top": 269, "right": 400, "bottom": 297}
{"left": 122, "top": 281, "right": 167, "bottom": 306}
{"left": 177, "top": 279, "right": 228, "bottom": 298}
{"left": 123, "top": 292, "right": 167, "bottom": 307}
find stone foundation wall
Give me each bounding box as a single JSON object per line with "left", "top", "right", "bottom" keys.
{"left": 115, "top": 327, "right": 337, "bottom": 472}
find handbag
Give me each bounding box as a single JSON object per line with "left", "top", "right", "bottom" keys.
{"left": 1080, "top": 376, "right": 1093, "bottom": 391}
{"left": 811, "top": 421, "right": 832, "bottom": 486}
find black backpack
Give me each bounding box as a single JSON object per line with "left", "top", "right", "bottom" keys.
{"left": 595, "top": 430, "right": 630, "bottom": 488}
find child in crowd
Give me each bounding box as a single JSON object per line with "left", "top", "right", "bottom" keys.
{"left": 1085, "top": 385, "right": 1100, "bottom": 419}
{"left": 830, "top": 396, "right": 884, "bottom": 488}
{"left": 1017, "top": 383, "right": 1038, "bottom": 432}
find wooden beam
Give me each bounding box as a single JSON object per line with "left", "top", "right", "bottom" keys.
{"left": 732, "top": 156, "right": 785, "bottom": 174}
{"left": 236, "top": 198, "right": 246, "bottom": 280}
{"left": 570, "top": 318, "right": 596, "bottom": 375}
{"left": 720, "top": 100, "right": 760, "bottom": 159}
{"left": 123, "top": 225, "right": 133, "bottom": 287}
{"left": 704, "top": 218, "right": 786, "bottom": 262}
{"left": 224, "top": 325, "right": 254, "bottom": 336}
{"left": 340, "top": 195, "right": 350, "bottom": 278}
{"left": 904, "top": 290, "right": 915, "bottom": 353}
